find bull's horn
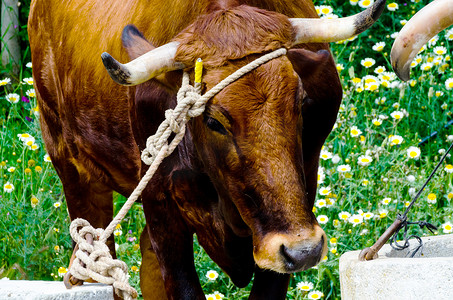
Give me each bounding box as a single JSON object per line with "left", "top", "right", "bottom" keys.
{"left": 101, "top": 41, "right": 185, "bottom": 86}
{"left": 391, "top": 0, "right": 453, "bottom": 81}
{"left": 290, "top": 0, "right": 386, "bottom": 45}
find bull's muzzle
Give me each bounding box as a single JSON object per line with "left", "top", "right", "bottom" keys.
{"left": 253, "top": 225, "right": 327, "bottom": 273}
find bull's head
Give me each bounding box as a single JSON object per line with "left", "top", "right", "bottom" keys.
{"left": 391, "top": 0, "right": 453, "bottom": 81}
{"left": 102, "top": 1, "right": 385, "bottom": 274}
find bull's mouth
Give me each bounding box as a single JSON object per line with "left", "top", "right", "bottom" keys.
{"left": 252, "top": 227, "right": 328, "bottom": 273}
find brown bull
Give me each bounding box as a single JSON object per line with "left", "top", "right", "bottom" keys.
{"left": 28, "top": 0, "right": 385, "bottom": 299}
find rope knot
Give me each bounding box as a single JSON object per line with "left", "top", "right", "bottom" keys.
{"left": 165, "top": 109, "right": 182, "bottom": 133}
{"left": 69, "top": 218, "right": 138, "bottom": 300}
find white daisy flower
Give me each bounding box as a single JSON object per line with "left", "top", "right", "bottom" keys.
{"left": 23, "top": 77, "right": 34, "bottom": 85}
{"left": 390, "top": 111, "right": 404, "bottom": 120}
{"left": 5, "top": 93, "right": 20, "bottom": 104}
{"left": 316, "top": 215, "right": 329, "bottom": 224}
{"left": 0, "top": 78, "right": 11, "bottom": 86}
{"left": 381, "top": 197, "right": 392, "bottom": 205}
{"left": 361, "top": 57, "right": 376, "bottom": 68}
{"left": 350, "top": 126, "right": 362, "bottom": 137}
{"left": 307, "top": 290, "right": 324, "bottom": 299}
{"left": 445, "top": 78, "right": 453, "bottom": 90}
{"left": 338, "top": 211, "right": 351, "bottom": 221}
{"left": 319, "top": 186, "right": 331, "bottom": 196}
{"left": 4, "top": 182, "right": 14, "bottom": 193}
{"left": 389, "top": 135, "right": 404, "bottom": 145}
{"left": 337, "top": 164, "right": 351, "bottom": 173}
{"left": 206, "top": 270, "right": 219, "bottom": 281}
{"left": 358, "top": 0, "right": 374, "bottom": 8}
{"left": 407, "top": 146, "right": 421, "bottom": 159}
{"left": 442, "top": 222, "right": 453, "bottom": 233}
{"left": 349, "top": 214, "right": 364, "bottom": 226}
{"left": 320, "top": 149, "right": 332, "bottom": 160}
{"left": 297, "top": 281, "right": 314, "bottom": 291}
{"left": 387, "top": 2, "right": 398, "bottom": 11}
{"left": 372, "top": 41, "right": 385, "bottom": 52}
{"left": 357, "top": 155, "right": 373, "bottom": 166}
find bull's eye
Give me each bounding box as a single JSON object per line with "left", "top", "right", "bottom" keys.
{"left": 205, "top": 116, "right": 227, "bottom": 135}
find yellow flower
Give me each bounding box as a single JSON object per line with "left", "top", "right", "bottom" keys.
{"left": 131, "top": 266, "right": 139, "bottom": 272}
{"left": 25, "top": 168, "right": 32, "bottom": 174}
{"left": 54, "top": 245, "right": 60, "bottom": 252}
{"left": 445, "top": 164, "right": 453, "bottom": 173}
{"left": 58, "top": 267, "right": 67, "bottom": 277}
{"left": 351, "top": 77, "right": 361, "bottom": 85}
{"left": 35, "top": 166, "right": 43, "bottom": 172}
{"left": 427, "top": 193, "right": 437, "bottom": 204}
{"left": 31, "top": 196, "right": 39, "bottom": 208}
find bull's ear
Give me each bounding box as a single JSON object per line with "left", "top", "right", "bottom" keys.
{"left": 287, "top": 47, "right": 342, "bottom": 147}
{"left": 286, "top": 49, "right": 331, "bottom": 79}
{"left": 122, "top": 25, "right": 155, "bottom": 60}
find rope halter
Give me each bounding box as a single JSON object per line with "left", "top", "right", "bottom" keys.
{"left": 67, "top": 48, "right": 287, "bottom": 299}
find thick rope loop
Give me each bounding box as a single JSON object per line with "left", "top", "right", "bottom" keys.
{"left": 67, "top": 48, "right": 287, "bottom": 299}
{"left": 69, "top": 218, "right": 138, "bottom": 300}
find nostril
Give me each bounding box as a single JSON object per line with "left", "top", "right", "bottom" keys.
{"left": 280, "top": 236, "right": 325, "bottom": 272}
{"left": 280, "top": 244, "right": 302, "bottom": 270}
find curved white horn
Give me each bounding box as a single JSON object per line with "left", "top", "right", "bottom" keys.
{"left": 101, "top": 41, "right": 185, "bottom": 86}
{"left": 290, "top": 0, "right": 386, "bottom": 45}
{"left": 391, "top": 0, "right": 453, "bottom": 81}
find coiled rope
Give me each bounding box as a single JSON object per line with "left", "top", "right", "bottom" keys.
{"left": 67, "top": 48, "right": 287, "bottom": 299}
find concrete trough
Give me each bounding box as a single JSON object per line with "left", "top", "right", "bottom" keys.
{"left": 339, "top": 234, "right": 453, "bottom": 300}
{"left": 0, "top": 280, "right": 113, "bottom": 300}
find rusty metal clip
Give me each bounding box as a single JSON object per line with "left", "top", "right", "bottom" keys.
{"left": 358, "top": 218, "right": 404, "bottom": 261}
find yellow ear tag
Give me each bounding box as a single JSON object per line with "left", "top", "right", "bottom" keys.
{"left": 195, "top": 58, "right": 203, "bottom": 83}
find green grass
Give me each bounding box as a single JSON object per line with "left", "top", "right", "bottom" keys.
{"left": 1, "top": 0, "right": 453, "bottom": 299}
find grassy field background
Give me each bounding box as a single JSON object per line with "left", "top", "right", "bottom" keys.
{"left": 1, "top": 0, "right": 453, "bottom": 299}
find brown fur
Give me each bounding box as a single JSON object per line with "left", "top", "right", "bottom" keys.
{"left": 28, "top": 0, "right": 342, "bottom": 299}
